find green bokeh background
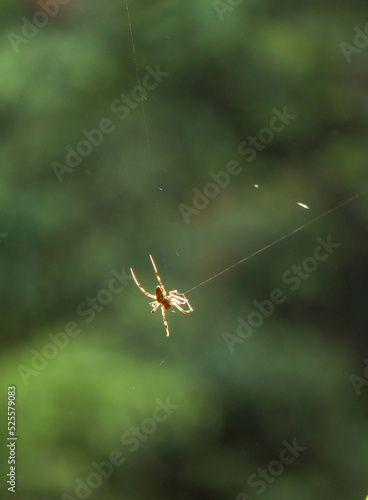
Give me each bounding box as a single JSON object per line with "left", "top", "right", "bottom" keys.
{"left": 1, "top": 1, "right": 368, "bottom": 499}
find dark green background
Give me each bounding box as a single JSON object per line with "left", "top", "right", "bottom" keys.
{"left": 1, "top": 1, "right": 368, "bottom": 499}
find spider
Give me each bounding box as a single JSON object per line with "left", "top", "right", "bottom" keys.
{"left": 130, "top": 255, "right": 193, "bottom": 336}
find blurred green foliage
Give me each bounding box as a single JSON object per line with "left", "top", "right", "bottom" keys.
{"left": 1, "top": 0, "right": 368, "bottom": 499}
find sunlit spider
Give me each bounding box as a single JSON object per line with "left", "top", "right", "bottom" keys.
{"left": 130, "top": 255, "right": 193, "bottom": 336}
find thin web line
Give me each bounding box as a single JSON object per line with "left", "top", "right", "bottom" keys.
{"left": 125, "top": 0, "right": 158, "bottom": 200}
{"left": 184, "top": 188, "right": 368, "bottom": 295}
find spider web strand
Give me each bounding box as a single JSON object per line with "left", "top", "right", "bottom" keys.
{"left": 184, "top": 187, "right": 368, "bottom": 295}
{"left": 125, "top": 0, "right": 157, "bottom": 201}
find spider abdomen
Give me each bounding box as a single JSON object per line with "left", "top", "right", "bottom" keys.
{"left": 155, "top": 286, "right": 164, "bottom": 302}
{"left": 156, "top": 286, "right": 171, "bottom": 309}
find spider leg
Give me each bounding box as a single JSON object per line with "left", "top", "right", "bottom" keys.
{"left": 181, "top": 293, "right": 192, "bottom": 308}
{"left": 171, "top": 299, "right": 193, "bottom": 314}
{"left": 169, "top": 293, "right": 187, "bottom": 305}
{"left": 130, "top": 268, "right": 156, "bottom": 299}
{"left": 149, "top": 255, "right": 167, "bottom": 295}
{"left": 150, "top": 302, "right": 160, "bottom": 313}
{"left": 161, "top": 306, "right": 169, "bottom": 336}
{"left": 171, "top": 292, "right": 193, "bottom": 311}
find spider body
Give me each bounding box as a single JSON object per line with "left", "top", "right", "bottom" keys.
{"left": 130, "top": 255, "right": 193, "bottom": 336}
{"left": 156, "top": 286, "right": 171, "bottom": 309}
